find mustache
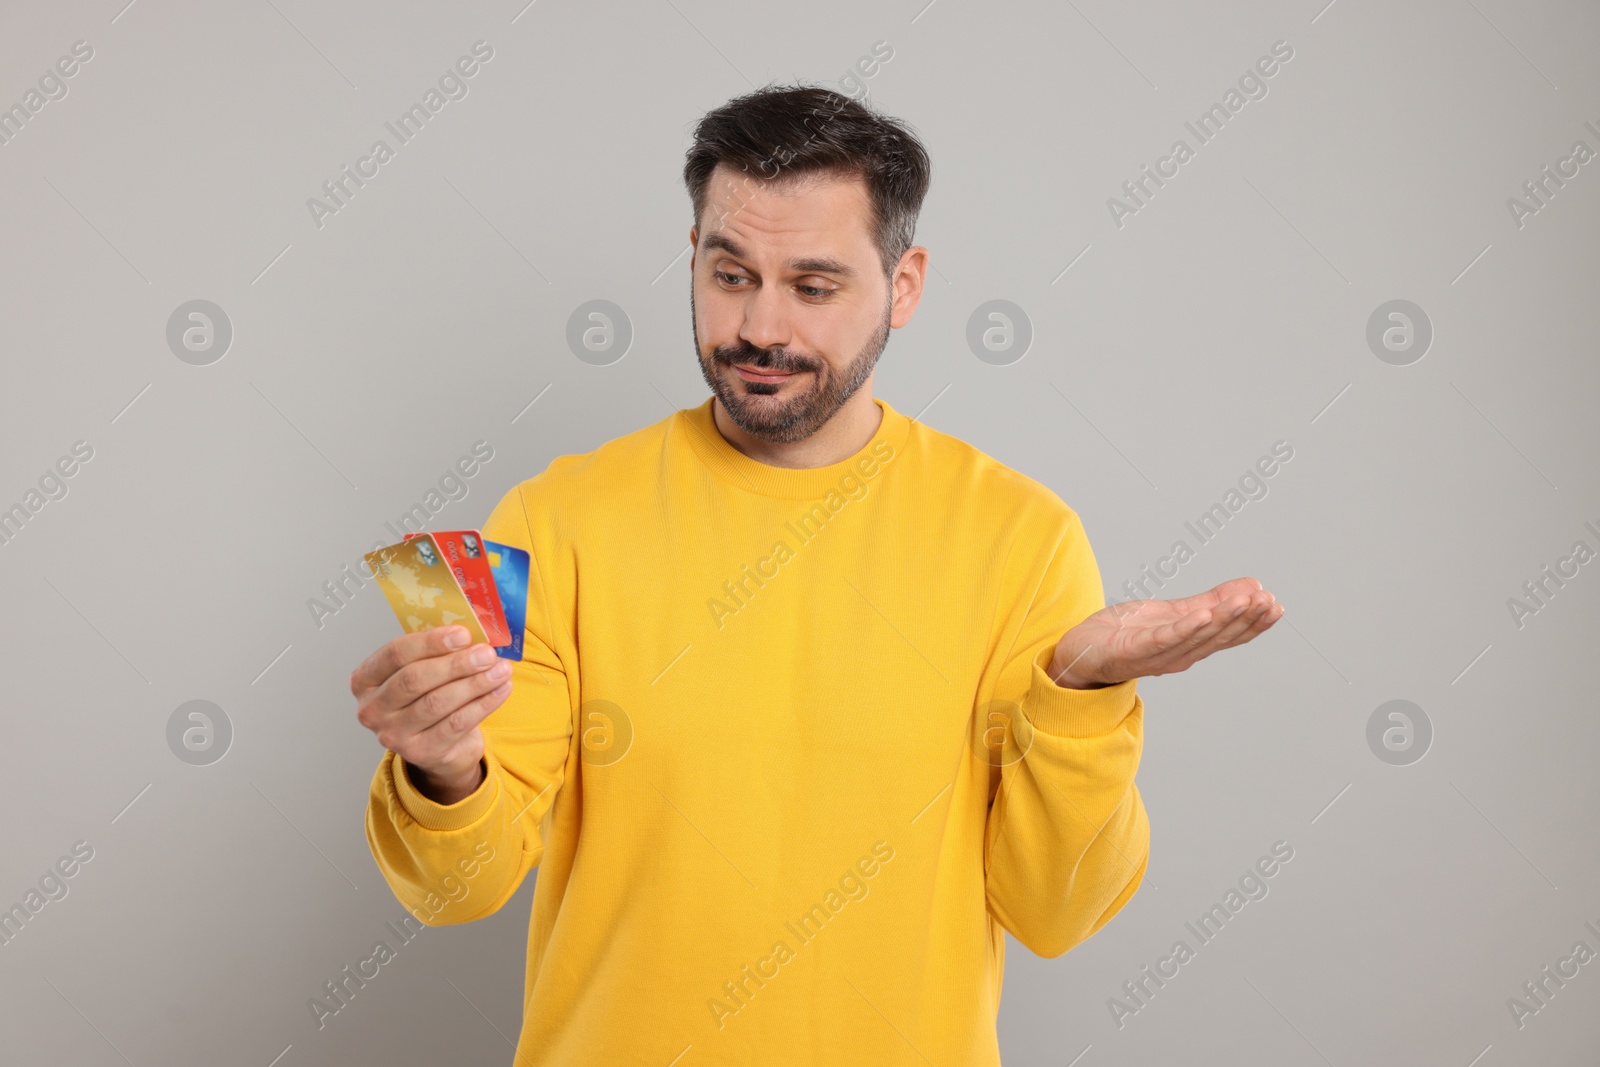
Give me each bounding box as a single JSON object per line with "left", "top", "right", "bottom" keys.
{"left": 712, "top": 344, "right": 820, "bottom": 374}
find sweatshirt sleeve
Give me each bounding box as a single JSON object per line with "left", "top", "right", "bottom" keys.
{"left": 364, "top": 479, "right": 575, "bottom": 927}
{"left": 983, "top": 505, "right": 1150, "bottom": 959}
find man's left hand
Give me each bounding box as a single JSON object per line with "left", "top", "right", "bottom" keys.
{"left": 1048, "top": 577, "right": 1284, "bottom": 690}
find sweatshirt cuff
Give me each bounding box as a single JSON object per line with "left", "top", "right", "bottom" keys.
{"left": 1025, "top": 643, "right": 1140, "bottom": 737}
{"left": 390, "top": 749, "right": 500, "bottom": 831}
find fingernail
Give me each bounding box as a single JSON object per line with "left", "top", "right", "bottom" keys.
{"left": 488, "top": 661, "right": 512, "bottom": 681}
{"left": 470, "top": 645, "right": 496, "bottom": 667}
{"left": 445, "top": 627, "right": 470, "bottom": 648}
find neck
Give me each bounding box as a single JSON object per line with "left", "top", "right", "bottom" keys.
{"left": 711, "top": 385, "right": 882, "bottom": 469}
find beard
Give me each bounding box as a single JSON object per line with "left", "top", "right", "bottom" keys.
{"left": 693, "top": 288, "right": 892, "bottom": 444}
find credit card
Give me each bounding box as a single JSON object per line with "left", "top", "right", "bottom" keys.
{"left": 364, "top": 534, "right": 489, "bottom": 644}
{"left": 483, "top": 538, "right": 529, "bottom": 661}
{"left": 429, "top": 529, "right": 510, "bottom": 645}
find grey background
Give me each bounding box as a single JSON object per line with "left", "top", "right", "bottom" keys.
{"left": 2, "top": 0, "right": 1597, "bottom": 1063}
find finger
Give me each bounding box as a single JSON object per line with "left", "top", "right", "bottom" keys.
{"left": 411, "top": 672, "right": 516, "bottom": 757}
{"left": 1146, "top": 593, "right": 1250, "bottom": 654}
{"left": 1137, "top": 592, "right": 1255, "bottom": 666}
{"left": 351, "top": 625, "right": 474, "bottom": 696}
{"left": 372, "top": 658, "right": 510, "bottom": 754}
{"left": 1159, "top": 577, "right": 1263, "bottom": 619}
{"left": 1166, "top": 598, "right": 1283, "bottom": 669}
{"left": 1210, "top": 594, "right": 1276, "bottom": 646}
{"left": 1221, "top": 600, "right": 1284, "bottom": 647}
{"left": 371, "top": 639, "right": 502, "bottom": 723}
{"left": 384, "top": 649, "right": 511, "bottom": 732}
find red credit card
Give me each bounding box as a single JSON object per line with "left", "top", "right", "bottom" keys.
{"left": 405, "top": 529, "right": 509, "bottom": 645}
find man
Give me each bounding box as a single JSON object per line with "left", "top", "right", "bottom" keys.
{"left": 351, "top": 85, "right": 1282, "bottom": 1064}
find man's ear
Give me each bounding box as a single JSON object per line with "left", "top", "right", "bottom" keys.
{"left": 890, "top": 246, "right": 929, "bottom": 329}
{"left": 688, "top": 225, "right": 698, "bottom": 271}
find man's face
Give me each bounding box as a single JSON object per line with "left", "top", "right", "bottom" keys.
{"left": 690, "top": 164, "right": 901, "bottom": 444}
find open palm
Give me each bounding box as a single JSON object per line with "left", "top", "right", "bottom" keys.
{"left": 1049, "top": 577, "right": 1284, "bottom": 689}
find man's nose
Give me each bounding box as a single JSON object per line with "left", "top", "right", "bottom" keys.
{"left": 739, "top": 282, "right": 792, "bottom": 352}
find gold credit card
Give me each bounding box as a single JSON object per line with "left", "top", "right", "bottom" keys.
{"left": 363, "top": 533, "right": 490, "bottom": 644}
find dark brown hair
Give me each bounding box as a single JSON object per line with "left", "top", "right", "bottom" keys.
{"left": 683, "top": 84, "right": 931, "bottom": 278}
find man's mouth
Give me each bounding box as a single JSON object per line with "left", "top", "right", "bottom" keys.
{"left": 731, "top": 363, "right": 802, "bottom": 384}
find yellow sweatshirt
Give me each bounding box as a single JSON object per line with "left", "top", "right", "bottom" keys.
{"left": 365, "top": 395, "right": 1149, "bottom": 1065}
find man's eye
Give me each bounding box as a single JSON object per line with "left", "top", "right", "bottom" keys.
{"left": 799, "top": 285, "right": 834, "bottom": 299}
{"left": 715, "top": 271, "right": 747, "bottom": 286}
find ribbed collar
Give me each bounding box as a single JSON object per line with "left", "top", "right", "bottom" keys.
{"left": 677, "top": 395, "right": 911, "bottom": 500}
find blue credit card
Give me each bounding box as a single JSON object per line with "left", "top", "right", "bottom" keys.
{"left": 483, "top": 538, "right": 529, "bottom": 661}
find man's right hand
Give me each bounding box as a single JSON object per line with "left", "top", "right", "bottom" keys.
{"left": 351, "top": 626, "right": 514, "bottom": 806}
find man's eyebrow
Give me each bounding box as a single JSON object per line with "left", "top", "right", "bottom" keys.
{"left": 699, "top": 231, "right": 858, "bottom": 278}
